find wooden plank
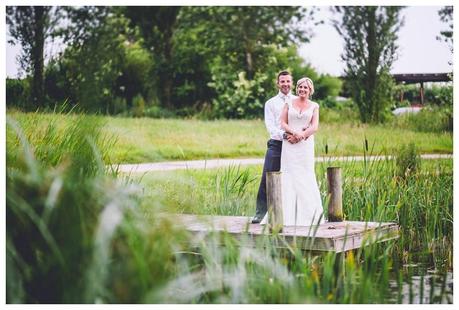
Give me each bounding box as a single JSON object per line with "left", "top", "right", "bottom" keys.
{"left": 172, "top": 214, "right": 399, "bottom": 253}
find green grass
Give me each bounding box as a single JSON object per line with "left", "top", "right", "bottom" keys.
{"left": 7, "top": 110, "right": 453, "bottom": 164}
{"left": 6, "top": 110, "right": 453, "bottom": 303}
{"left": 129, "top": 158, "right": 452, "bottom": 215}
{"left": 131, "top": 157, "right": 453, "bottom": 268}
{"left": 127, "top": 156, "right": 452, "bottom": 303}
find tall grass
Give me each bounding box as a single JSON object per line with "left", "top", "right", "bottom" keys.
{"left": 390, "top": 106, "right": 453, "bottom": 133}
{"left": 134, "top": 154, "right": 453, "bottom": 274}
{"left": 316, "top": 152, "right": 453, "bottom": 272}
{"left": 132, "top": 145, "right": 452, "bottom": 303}
{"left": 7, "top": 111, "right": 452, "bottom": 303}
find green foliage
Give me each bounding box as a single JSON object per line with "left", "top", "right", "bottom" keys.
{"left": 319, "top": 104, "right": 360, "bottom": 124}
{"left": 6, "top": 111, "right": 452, "bottom": 302}
{"left": 135, "top": 157, "right": 452, "bottom": 303}
{"left": 391, "top": 84, "right": 453, "bottom": 133}
{"left": 7, "top": 6, "right": 59, "bottom": 109}
{"left": 7, "top": 113, "right": 116, "bottom": 177}
{"left": 333, "top": 6, "right": 404, "bottom": 123}
{"left": 6, "top": 78, "right": 29, "bottom": 110}
{"left": 7, "top": 5, "right": 343, "bottom": 119}
{"left": 176, "top": 7, "right": 319, "bottom": 118}
{"left": 115, "top": 42, "right": 154, "bottom": 109}
{"left": 112, "top": 97, "right": 128, "bottom": 115}
{"left": 207, "top": 43, "right": 336, "bottom": 119}
{"left": 131, "top": 94, "right": 146, "bottom": 117}
{"left": 209, "top": 69, "right": 267, "bottom": 119}
{"left": 391, "top": 106, "right": 453, "bottom": 133}
{"left": 395, "top": 143, "right": 420, "bottom": 179}
{"left": 314, "top": 74, "right": 343, "bottom": 100}
{"left": 51, "top": 7, "right": 129, "bottom": 113}
{"left": 393, "top": 84, "right": 453, "bottom": 108}
{"left": 6, "top": 113, "right": 120, "bottom": 302}
{"left": 437, "top": 6, "right": 453, "bottom": 53}
{"left": 123, "top": 7, "right": 181, "bottom": 109}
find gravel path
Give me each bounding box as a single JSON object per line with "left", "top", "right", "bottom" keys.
{"left": 116, "top": 154, "right": 452, "bottom": 173}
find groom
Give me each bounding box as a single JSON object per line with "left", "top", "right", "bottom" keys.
{"left": 252, "top": 71, "right": 300, "bottom": 224}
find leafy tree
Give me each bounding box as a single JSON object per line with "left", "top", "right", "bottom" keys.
{"left": 178, "top": 7, "right": 316, "bottom": 78}
{"left": 123, "top": 7, "right": 181, "bottom": 109}
{"left": 332, "top": 6, "right": 404, "bottom": 123}
{"left": 437, "top": 6, "right": 453, "bottom": 53}
{"left": 114, "top": 41, "right": 154, "bottom": 109}
{"left": 52, "top": 7, "right": 129, "bottom": 113}
{"left": 438, "top": 5, "right": 453, "bottom": 74}
{"left": 176, "top": 6, "right": 319, "bottom": 118}
{"left": 6, "top": 6, "right": 59, "bottom": 109}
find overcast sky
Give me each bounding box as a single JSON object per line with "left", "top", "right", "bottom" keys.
{"left": 300, "top": 6, "right": 452, "bottom": 75}
{"left": 5, "top": 5, "right": 453, "bottom": 78}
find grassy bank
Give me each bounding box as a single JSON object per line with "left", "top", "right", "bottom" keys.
{"left": 7, "top": 112, "right": 452, "bottom": 303}
{"left": 7, "top": 110, "right": 453, "bottom": 164}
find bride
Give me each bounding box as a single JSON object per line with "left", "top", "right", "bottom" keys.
{"left": 262, "top": 77, "right": 324, "bottom": 226}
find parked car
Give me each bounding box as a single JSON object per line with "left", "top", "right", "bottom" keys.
{"left": 392, "top": 106, "right": 423, "bottom": 116}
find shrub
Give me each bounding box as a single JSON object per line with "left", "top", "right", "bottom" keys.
{"left": 209, "top": 68, "right": 267, "bottom": 119}
{"left": 6, "top": 78, "right": 29, "bottom": 109}
{"left": 391, "top": 105, "right": 453, "bottom": 133}
{"left": 131, "top": 94, "right": 146, "bottom": 118}
{"left": 112, "top": 97, "right": 128, "bottom": 115}
{"left": 395, "top": 143, "right": 420, "bottom": 179}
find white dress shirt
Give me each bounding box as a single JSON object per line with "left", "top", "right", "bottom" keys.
{"left": 264, "top": 91, "right": 296, "bottom": 141}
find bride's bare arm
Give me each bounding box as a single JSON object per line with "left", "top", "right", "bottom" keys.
{"left": 280, "top": 103, "right": 293, "bottom": 133}
{"left": 302, "top": 107, "right": 319, "bottom": 139}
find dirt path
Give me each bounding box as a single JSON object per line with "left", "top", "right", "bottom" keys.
{"left": 116, "top": 154, "right": 452, "bottom": 173}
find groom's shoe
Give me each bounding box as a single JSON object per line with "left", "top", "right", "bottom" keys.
{"left": 251, "top": 215, "right": 263, "bottom": 224}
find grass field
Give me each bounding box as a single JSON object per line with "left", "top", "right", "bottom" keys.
{"left": 7, "top": 110, "right": 453, "bottom": 164}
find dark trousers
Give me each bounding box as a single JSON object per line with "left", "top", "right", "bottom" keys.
{"left": 255, "top": 139, "right": 282, "bottom": 218}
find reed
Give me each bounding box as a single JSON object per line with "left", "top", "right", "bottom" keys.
{"left": 6, "top": 112, "right": 452, "bottom": 303}
{"left": 131, "top": 148, "right": 452, "bottom": 303}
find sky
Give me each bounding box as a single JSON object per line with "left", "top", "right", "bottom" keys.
{"left": 299, "top": 6, "right": 453, "bottom": 76}
{"left": 4, "top": 5, "right": 453, "bottom": 78}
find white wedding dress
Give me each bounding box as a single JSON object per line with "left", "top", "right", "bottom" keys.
{"left": 261, "top": 100, "right": 324, "bottom": 227}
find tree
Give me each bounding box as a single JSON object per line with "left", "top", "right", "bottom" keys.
{"left": 332, "top": 6, "right": 404, "bottom": 123}
{"left": 179, "top": 7, "right": 316, "bottom": 78}
{"left": 6, "top": 6, "right": 59, "bottom": 109}
{"left": 176, "top": 6, "right": 319, "bottom": 118}
{"left": 123, "top": 7, "right": 181, "bottom": 109}
{"left": 53, "top": 6, "right": 129, "bottom": 113}
{"left": 437, "top": 6, "right": 453, "bottom": 54}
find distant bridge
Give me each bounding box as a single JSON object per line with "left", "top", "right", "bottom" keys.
{"left": 392, "top": 72, "right": 452, "bottom": 105}
{"left": 392, "top": 72, "right": 452, "bottom": 84}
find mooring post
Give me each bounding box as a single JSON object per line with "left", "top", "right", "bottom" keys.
{"left": 266, "top": 171, "right": 283, "bottom": 233}
{"left": 327, "top": 167, "right": 343, "bottom": 222}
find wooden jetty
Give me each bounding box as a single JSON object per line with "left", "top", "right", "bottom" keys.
{"left": 175, "top": 214, "right": 399, "bottom": 253}
{"left": 175, "top": 167, "right": 399, "bottom": 253}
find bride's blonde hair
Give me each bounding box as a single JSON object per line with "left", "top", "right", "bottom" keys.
{"left": 296, "top": 77, "right": 314, "bottom": 97}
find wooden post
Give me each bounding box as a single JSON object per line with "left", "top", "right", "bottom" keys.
{"left": 327, "top": 167, "right": 343, "bottom": 222}
{"left": 420, "top": 81, "right": 424, "bottom": 105}
{"left": 266, "top": 172, "right": 283, "bottom": 233}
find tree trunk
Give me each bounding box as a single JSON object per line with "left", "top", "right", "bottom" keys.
{"left": 31, "top": 6, "right": 45, "bottom": 109}
{"left": 366, "top": 7, "right": 378, "bottom": 122}
{"left": 246, "top": 50, "right": 253, "bottom": 79}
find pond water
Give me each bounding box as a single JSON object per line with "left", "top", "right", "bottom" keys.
{"left": 387, "top": 268, "right": 453, "bottom": 304}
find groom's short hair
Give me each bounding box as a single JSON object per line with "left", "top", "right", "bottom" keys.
{"left": 277, "top": 70, "right": 291, "bottom": 82}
